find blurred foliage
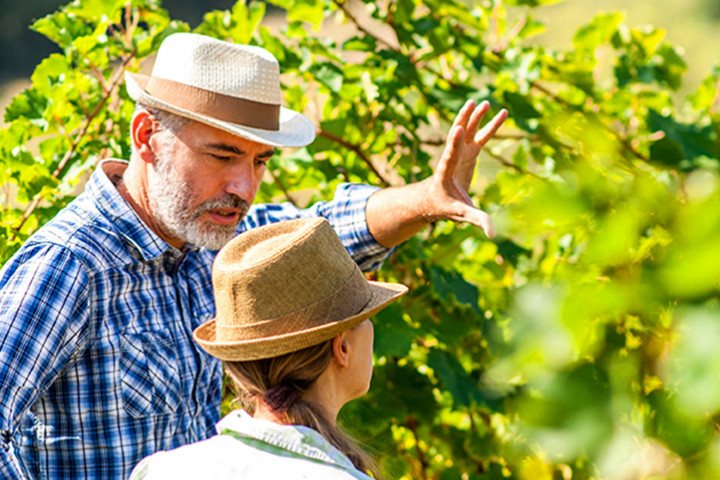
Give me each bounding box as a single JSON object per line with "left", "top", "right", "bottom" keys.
{"left": 2, "top": 0, "right": 720, "bottom": 479}
{"left": 0, "top": 0, "right": 240, "bottom": 82}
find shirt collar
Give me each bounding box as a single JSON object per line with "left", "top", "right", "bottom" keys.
{"left": 215, "top": 409, "right": 359, "bottom": 472}
{"left": 87, "top": 159, "right": 172, "bottom": 261}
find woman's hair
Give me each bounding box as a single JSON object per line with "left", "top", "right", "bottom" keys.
{"left": 224, "top": 340, "right": 380, "bottom": 479}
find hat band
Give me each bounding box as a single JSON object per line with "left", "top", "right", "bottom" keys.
{"left": 145, "top": 76, "right": 280, "bottom": 131}
{"left": 216, "top": 266, "right": 372, "bottom": 341}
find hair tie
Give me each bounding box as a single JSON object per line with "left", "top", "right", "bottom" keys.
{"left": 262, "top": 383, "right": 298, "bottom": 413}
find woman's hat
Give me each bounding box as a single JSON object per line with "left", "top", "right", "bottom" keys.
{"left": 125, "top": 33, "right": 315, "bottom": 148}
{"left": 194, "top": 217, "right": 408, "bottom": 361}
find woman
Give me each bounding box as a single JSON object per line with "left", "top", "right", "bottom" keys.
{"left": 130, "top": 217, "right": 407, "bottom": 479}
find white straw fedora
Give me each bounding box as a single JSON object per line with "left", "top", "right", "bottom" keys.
{"left": 194, "top": 217, "right": 408, "bottom": 361}
{"left": 125, "top": 33, "right": 316, "bottom": 148}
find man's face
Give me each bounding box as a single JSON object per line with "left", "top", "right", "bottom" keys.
{"left": 147, "top": 121, "right": 275, "bottom": 250}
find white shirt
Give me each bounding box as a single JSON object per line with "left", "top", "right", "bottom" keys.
{"left": 129, "top": 410, "right": 374, "bottom": 479}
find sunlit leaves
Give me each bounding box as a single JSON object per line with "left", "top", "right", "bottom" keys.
{"left": 287, "top": 0, "right": 326, "bottom": 29}
{"left": 1, "top": 0, "right": 184, "bottom": 248}
{"left": 613, "top": 26, "right": 688, "bottom": 90}
{"left": 194, "top": 1, "right": 266, "bottom": 44}
{"left": 573, "top": 12, "right": 624, "bottom": 56}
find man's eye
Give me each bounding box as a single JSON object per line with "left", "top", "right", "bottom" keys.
{"left": 211, "top": 154, "right": 231, "bottom": 161}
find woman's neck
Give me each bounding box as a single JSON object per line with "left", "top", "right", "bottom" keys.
{"left": 252, "top": 402, "right": 288, "bottom": 425}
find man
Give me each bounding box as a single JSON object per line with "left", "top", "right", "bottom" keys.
{"left": 0, "top": 33, "right": 506, "bottom": 479}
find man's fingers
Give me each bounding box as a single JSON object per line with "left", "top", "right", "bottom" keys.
{"left": 465, "top": 100, "right": 491, "bottom": 142}
{"left": 438, "top": 125, "right": 466, "bottom": 179}
{"left": 447, "top": 204, "right": 496, "bottom": 238}
{"left": 452, "top": 99, "right": 476, "bottom": 132}
{"left": 474, "top": 109, "right": 508, "bottom": 145}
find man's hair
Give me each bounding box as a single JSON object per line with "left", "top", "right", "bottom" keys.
{"left": 225, "top": 341, "right": 380, "bottom": 479}
{"left": 131, "top": 104, "right": 191, "bottom": 150}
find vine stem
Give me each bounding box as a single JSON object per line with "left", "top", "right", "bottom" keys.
{"left": 405, "top": 415, "right": 429, "bottom": 480}
{"left": 11, "top": 48, "right": 137, "bottom": 238}
{"left": 332, "top": 0, "right": 400, "bottom": 53}
{"left": 316, "top": 128, "right": 391, "bottom": 186}
{"left": 266, "top": 168, "right": 298, "bottom": 206}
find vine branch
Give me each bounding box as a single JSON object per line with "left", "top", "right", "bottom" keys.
{"left": 316, "top": 128, "right": 391, "bottom": 186}
{"left": 406, "top": 415, "right": 429, "bottom": 480}
{"left": 266, "top": 168, "right": 298, "bottom": 207}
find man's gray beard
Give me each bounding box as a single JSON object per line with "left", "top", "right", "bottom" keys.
{"left": 147, "top": 151, "right": 249, "bottom": 251}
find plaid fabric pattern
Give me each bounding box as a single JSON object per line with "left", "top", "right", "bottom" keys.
{"left": 0, "top": 160, "right": 391, "bottom": 479}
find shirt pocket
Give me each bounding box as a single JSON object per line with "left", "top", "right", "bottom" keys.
{"left": 119, "top": 329, "right": 182, "bottom": 418}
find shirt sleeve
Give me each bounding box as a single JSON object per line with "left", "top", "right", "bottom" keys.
{"left": 0, "top": 243, "right": 90, "bottom": 478}
{"left": 239, "top": 183, "right": 394, "bottom": 272}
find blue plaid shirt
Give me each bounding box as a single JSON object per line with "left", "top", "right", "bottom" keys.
{"left": 0, "top": 160, "right": 391, "bottom": 479}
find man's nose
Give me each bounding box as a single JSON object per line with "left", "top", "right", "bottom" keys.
{"left": 224, "top": 160, "right": 258, "bottom": 202}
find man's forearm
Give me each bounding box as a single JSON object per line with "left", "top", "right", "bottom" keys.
{"left": 365, "top": 180, "right": 434, "bottom": 248}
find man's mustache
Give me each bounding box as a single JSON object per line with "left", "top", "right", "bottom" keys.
{"left": 194, "top": 194, "right": 250, "bottom": 221}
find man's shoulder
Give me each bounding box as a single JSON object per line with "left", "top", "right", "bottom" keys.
{"left": 18, "top": 197, "right": 134, "bottom": 272}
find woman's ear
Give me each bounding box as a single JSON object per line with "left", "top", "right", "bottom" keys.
{"left": 131, "top": 110, "right": 157, "bottom": 163}
{"left": 331, "top": 333, "right": 351, "bottom": 368}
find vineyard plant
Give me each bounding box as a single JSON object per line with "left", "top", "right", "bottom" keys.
{"left": 2, "top": 0, "right": 720, "bottom": 478}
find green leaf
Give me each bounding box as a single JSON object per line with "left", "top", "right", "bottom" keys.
{"left": 427, "top": 349, "right": 480, "bottom": 408}
{"left": 342, "top": 36, "right": 377, "bottom": 52}
{"left": 503, "top": 91, "right": 540, "bottom": 131}
{"left": 313, "top": 63, "right": 344, "bottom": 92}
{"left": 373, "top": 361, "right": 438, "bottom": 424}
{"left": 374, "top": 303, "right": 418, "bottom": 359}
{"left": 573, "top": 12, "right": 624, "bottom": 54}
{"left": 287, "top": 0, "right": 325, "bottom": 29}
{"left": 689, "top": 66, "right": 720, "bottom": 112}
{"left": 4, "top": 88, "right": 48, "bottom": 123}
{"left": 649, "top": 136, "right": 684, "bottom": 167}
{"left": 66, "top": 0, "right": 124, "bottom": 20}
{"left": 647, "top": 109, "right": 718, "bottom": 166}
{"left": 427, "top": 265, "right": 481, "bottom": 315}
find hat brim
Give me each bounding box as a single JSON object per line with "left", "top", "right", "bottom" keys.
{"left": 194, "top": 280, "right": 408, "bottom": 361}
{"left": 125, "top": 72, "right": 316, "bottom": 148}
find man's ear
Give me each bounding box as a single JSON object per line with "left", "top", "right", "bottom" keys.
{"left": 131, "top": 110, "right": 156, "bottom": 163}
{"left": 331, "top": 333, "right": 351, "bottom": 368}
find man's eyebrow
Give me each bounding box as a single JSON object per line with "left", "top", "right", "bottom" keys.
{"left": 205, "top": 143, "right": 275, "bottom": 157}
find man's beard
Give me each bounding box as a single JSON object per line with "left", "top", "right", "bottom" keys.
{"left": 147, "top": 148, "right": 249, "bottom": 250}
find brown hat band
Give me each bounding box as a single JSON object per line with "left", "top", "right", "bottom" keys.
{"left": 141, "top": 75, "right": 281, "bottom": 131}
{"left": 216, "top": 266, "right": 372, "bottom": 341}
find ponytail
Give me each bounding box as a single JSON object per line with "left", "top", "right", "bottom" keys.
{"left": 225, "top": 341, "right": 380, "bottom": 479}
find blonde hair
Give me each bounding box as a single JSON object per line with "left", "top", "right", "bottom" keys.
{"left": 224, "top": 340, "right": 380, "bottom": 479}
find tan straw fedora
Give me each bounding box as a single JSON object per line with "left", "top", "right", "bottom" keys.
{"left": 194, "top": 217, "right": 408, "bottom": 361}
{"left": 125, "top": 33, "right": 315, "bottom": 148}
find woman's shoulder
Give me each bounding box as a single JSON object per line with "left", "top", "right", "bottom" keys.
{"left": 130, "top": 410, "right": 373, "bottom": 480}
